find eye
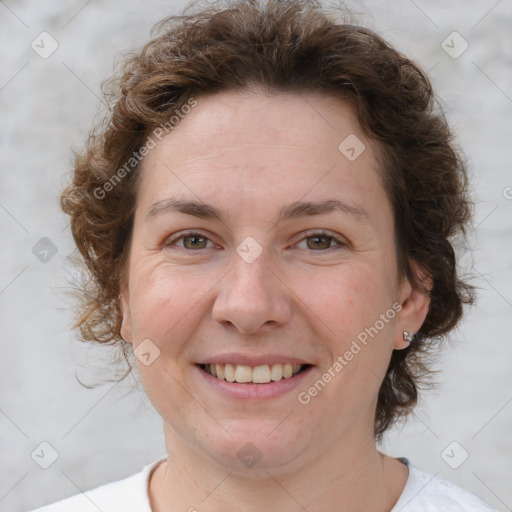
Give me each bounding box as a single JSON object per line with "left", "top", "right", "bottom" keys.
{"left": 165, "top": 231, "right": 217, "bottom": 251}
{"left": 164, "top": 230, "right": 348, "bottom": 252}
{"left": 295, "top": 230, "right": 348, "bottom": 251}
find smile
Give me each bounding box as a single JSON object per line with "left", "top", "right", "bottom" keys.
{"left": 199, "top": 363, "right": 308, "bottom": 384}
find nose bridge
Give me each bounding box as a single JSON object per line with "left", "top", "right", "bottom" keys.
{"left": 212, "top": 243, "right": 291, "bottom": 333}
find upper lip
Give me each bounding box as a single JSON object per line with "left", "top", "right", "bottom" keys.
{"left": 197, "top": 353, "right": 312, "bottom": 366}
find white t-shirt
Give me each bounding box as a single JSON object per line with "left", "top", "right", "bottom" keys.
{"left": 29, "top": 456, "right": 498, "bottom": 511}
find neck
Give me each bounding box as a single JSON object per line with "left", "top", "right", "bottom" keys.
{"left": 149, "top": 424, "right": 408, "bottom": 512}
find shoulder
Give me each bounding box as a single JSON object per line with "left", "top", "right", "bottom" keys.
{"left": 27, "top": 456, "right": 166, "bottom": 512}
{"left": 392, "top": 460, "right": 499, "bottom": 512}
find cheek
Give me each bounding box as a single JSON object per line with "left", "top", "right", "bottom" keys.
{"left": 295, "top": 266, "right": 396, "bottom": 410}
{"left": 127, "top": 261, "right": 219, "bottom": 354}
{"left": 129, "top": 272, "right": 176, "bottom": 341}
{"left": 126, "top": 263, "right": 202, "bottom": 417}
{"left": 296, "top": 262, "right": 395, "bottom": 342}
{"left": 295, "top": 262, "right": 396, "bottom": 395}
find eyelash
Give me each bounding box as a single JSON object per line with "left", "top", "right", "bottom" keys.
{"left": 164, "top": 230, "right": 348, "bottom": 253}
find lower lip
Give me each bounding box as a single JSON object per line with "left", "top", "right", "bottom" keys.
{"left": 194, "top": 365, "right": 314, "bottom": 400}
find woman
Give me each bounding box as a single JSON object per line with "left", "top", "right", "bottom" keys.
{"left": 30, "top": 0, "right": 498, "bottom": 510}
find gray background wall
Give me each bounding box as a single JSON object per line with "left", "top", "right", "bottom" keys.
{"left": 1, "top": 1, "right": 511, "bottom": 511}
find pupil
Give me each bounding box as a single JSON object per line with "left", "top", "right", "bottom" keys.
{"left": 186, "top": 236, "right": 205, "bottom": 249}
{"left": 310, "top": 235, "right": 329, "bottom": 249}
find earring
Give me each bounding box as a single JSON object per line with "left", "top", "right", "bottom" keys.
{"left": 403, "top": 331, "right": 415, "bottom": 343}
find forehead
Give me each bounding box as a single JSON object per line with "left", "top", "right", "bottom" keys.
{"left": 136, "top": 90, "right": 390, "bottom": 228}
{"left": 157, "top": 89, "right": 366, "bottom": 157}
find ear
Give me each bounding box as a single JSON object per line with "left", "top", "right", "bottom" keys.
{"left": 393, "top": 261, "right": 431, "bottom": 350}
{"left": 119, "top": 285, "right": 133, "bottom": 345}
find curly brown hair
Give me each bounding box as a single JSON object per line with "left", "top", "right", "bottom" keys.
{"left": 61, "top": 0, "right": 474, "bottom": 441}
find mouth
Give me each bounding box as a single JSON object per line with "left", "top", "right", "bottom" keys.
{"left": 198, "top": 363, "right": 311, "bottom": 384}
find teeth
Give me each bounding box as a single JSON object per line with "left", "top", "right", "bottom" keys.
{"left": 270, "top": 363, "right": 282, "bottom": 381}
{"left": 252, "top": 365, "right": 271, "bottom": 384}
{"left": 224, "top": 363, "right": 235, "bottom": 382}
{"left": 204, "top": 363, "right": 305, "bottom": 383}
{"left": 235, "top": 365, "right": 252, "bottom": 383}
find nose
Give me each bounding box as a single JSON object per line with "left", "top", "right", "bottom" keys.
{"left": 211, "top": 249, "right": 292, "bottom": 334}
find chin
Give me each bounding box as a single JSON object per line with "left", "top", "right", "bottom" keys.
{"left": 201, "top": 420, "right": 312, "bottom": 472}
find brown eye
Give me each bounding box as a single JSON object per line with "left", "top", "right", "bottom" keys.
{"left": 164, "top": 232, "right": 215, "bottom": 251}
{"left": 306, "top": 235, "right": 333, "bottom": 250}
{"left": 181, "top": 234, "right": 209, "bottom": 250}
{"left": 297, "top": 231, "right": 347, "bottom": 251}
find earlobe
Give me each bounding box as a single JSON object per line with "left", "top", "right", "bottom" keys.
{"left": 394, "top": 263, "right": 431, "bottom": 350}
{"left": 119, "top": 288, "right": 133, "bottom": 344}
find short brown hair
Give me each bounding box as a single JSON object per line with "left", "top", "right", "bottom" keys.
{"left": 61, "top": 0, "right": 474, "bottom": 440}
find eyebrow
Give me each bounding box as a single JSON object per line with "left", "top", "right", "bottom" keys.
{"left": 145, "top": 198, "right": 369, "bottom": 224}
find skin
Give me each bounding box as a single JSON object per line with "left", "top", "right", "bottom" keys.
{"left": 120, "top": 89, "right": 430, "bottom": 512}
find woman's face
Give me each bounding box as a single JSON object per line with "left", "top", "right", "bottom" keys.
{"left": 120, "top": 90, "right": 428, "bottom": 470}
